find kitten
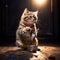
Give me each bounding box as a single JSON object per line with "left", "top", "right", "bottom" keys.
{"left": 16, "top": 8, "right": 38, "bottom": 51}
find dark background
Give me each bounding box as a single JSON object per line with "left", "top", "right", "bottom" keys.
{"left": 0, "top": 0, "right": 59, "bottom": 46}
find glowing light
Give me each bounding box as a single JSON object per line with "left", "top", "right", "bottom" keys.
{"left": 32, "top": 0, "right": 48, "bottom": 8}
{"left": 35, "top": 0, "right": 46, "bottom": 5}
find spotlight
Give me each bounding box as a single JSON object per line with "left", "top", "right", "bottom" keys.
{"left": 32, "top": 0, "right": 48, "bottom": 8}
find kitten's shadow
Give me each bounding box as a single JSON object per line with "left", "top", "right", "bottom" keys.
{"left": 0, "top": 48, "right": 49, "bottom": 60}
{"left": 0, "top": 49, "right": 33, "bottom": 60}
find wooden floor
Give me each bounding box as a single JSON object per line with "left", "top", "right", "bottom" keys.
{"left": 0, "top": 45, "right": 60, "bottom": 60}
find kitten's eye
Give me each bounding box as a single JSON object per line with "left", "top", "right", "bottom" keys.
{"left": 30, "top": 16, "right": 32, "bottom": 18}
{"left": 33, "top": 16, "right": 36, "bottom": 20}
{"left": 24, "top": 17, "right": 28, "bottom": 20}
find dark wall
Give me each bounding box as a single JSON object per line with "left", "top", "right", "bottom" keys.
{"left": 0, "top": 0, "right": 28, "bottom": 45}
{"left": 0, "top": 0, "right": 59, "bottom": 45}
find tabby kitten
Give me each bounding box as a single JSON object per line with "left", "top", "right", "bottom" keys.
{"left": 16, "top": 8, "right": 38, "bottom": 51}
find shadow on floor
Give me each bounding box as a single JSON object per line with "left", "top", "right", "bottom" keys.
{"left": 0, "top": 49, "right": 33, "bottom": 60}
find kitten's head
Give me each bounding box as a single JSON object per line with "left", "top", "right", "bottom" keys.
{"left": 21, "top": 8, "right": 38, "bottom": 26}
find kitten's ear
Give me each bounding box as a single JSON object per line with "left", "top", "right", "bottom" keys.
{"left": 34, "top": 11, "right": 38, "bottom": 16}
{"left": 23, "top": 8, "right": 29, "bottom": 14}
{"left": 21, "top": 8, "right": 29, "bottom": 19}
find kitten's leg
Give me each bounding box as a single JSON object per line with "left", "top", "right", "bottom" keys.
{"left": 16, "top": 29, "right": 26, "bottom": 49}
{"left": 16, "top": 40, "right": 26, "bottom": 49}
